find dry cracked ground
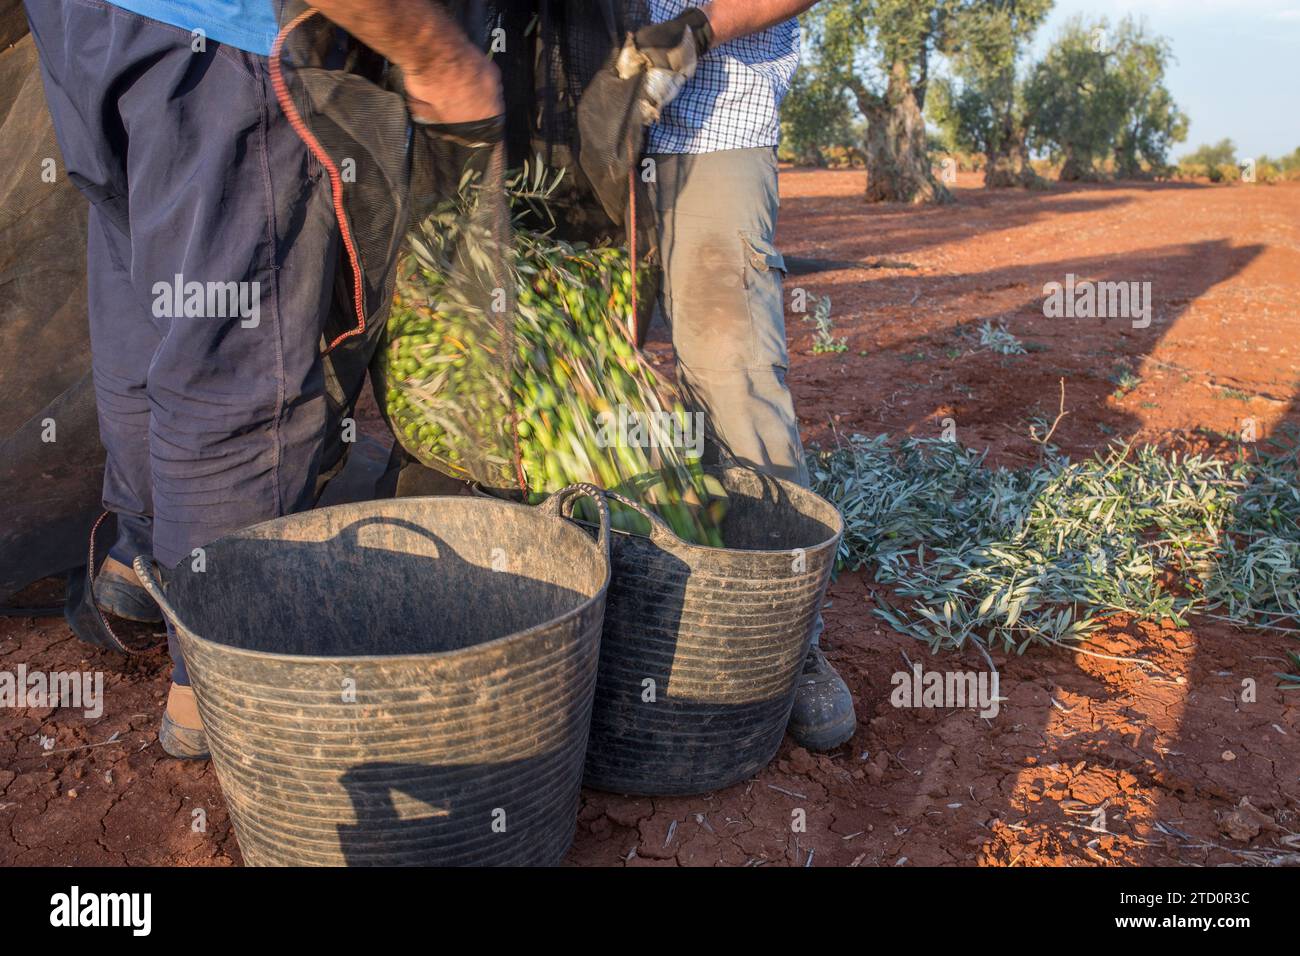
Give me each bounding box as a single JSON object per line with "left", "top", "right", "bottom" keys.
{"left": 3, "top": 170, "right": 1298, "bottom": 866}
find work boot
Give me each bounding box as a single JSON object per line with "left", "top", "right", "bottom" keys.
{"left": 159, "top": 683, "right": 209, "bottom": 760}
{"left": 93, "top": 556, "right": 162, "bottom": 624}
{"left": 787, "top": 646, "right": 856, "bottom": 751}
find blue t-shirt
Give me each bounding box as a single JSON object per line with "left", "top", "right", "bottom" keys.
{"left": 105, "top": 1, "right": 279, "bottom": 57}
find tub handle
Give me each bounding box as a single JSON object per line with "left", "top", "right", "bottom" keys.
{"left": 602, "top": 491, "right": 692, "bottom": 552}
{"left": 543, "top": 483, "right": 612, "bottom": 561}
{"left": 132, "top": 557, "right": 194, "bottom": 636}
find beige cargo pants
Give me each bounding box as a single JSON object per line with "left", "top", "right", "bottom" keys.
{"left": 649, "top": 147, "right": 809, "bottom": 487}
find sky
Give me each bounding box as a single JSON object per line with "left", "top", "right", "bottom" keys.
{"left": 1031, "top": 0, "right": 1300, "bottom": 159}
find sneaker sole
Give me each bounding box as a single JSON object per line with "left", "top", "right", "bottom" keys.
{"left": 787, "top": 709, "right": 857, "bottom": 752}
{"left": 159, "top": 712, "right": 210, "bottom": 761}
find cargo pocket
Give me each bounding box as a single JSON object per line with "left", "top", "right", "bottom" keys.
{"left": 742, "top": 231, "right": 787, "bottom": 279}
{"left": 740, "top": 231, "right": 791, "bottom": 369}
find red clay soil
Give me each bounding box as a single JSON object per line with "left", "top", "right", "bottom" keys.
{"left": 2, "top": 170, "right": 1298, "bottom": 866}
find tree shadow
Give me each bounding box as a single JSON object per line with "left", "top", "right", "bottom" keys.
{"left": 778, "top": 237, "right": 1269, "bottom": 457}
{"left": 733, "top": 176, "right": 1296, "bottom": 865}
{"left": 778, "top": 181, "right": 1139, "bottom": 262}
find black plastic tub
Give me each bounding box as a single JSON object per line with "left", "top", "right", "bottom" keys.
{"left": 136, "top": 486, "right": 610, "bottom": 866}
{"left": 582, "top": 467, "right": 843, "bottom": 795}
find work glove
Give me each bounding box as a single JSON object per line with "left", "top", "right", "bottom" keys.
{"left": 619, "top": 7, "right": 715, "bottom": 123}
{"left": 577, "top": 8, "right": 714, "bottom": 225}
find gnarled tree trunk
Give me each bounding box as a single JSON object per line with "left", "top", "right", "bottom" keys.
{"left": 856, "top": 61, "right": 951, "bottom": 205}
{"left": 1058, "top": 147, "right": 1103, "bottom": 182}
{"left": 984, "top": 117, "right": 1041, "bottom": 188}
{"left": 1113, "top": 129, "right": 1151, "bottom": 179}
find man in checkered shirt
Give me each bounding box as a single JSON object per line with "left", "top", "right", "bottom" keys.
{"left": 640, "top": 1, "right": 856, "bottom": 751}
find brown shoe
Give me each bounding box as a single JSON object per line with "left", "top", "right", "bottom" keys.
{"left": 93, "top": 556, "right": 162, "bottom": 624}
{"left": 159, "top": 683, "right": 209, "bottom": 760}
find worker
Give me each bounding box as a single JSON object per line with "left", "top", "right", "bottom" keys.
{"left": 616, "top": 2, "right": 857, "bottom": 750}
{"left": 24, "top": 0, "right": 503, "bottom": 759}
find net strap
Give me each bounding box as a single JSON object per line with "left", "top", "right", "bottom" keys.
{"left": 269, "top": 7, "right": 368, "bottom": 355}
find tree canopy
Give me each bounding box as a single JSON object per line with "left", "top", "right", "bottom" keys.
{"left": 1024, "top": 16, "right": 1187, "bottom": 180}
{"left": 781, "top": 4, "right": 1189, "bottom": 193}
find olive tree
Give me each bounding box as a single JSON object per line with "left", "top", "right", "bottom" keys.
{"left": 780, "top": 63, "right": 862, "bottom": 166}
{"left": 1179, "top": 138, "right": 1238, "bottom": 182}
{"left": 805, "top": 0, "right": 969, "bottom": 204}
{"left": 928, "top": 0, "right": 1053, "bottom": 188}
{"left": 1025, "top": 16, "right": 1186, "bottom": 180}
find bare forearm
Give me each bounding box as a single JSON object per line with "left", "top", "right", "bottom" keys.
{"left": 310, "top": 0, "right": 473, "bottom": 76}
{"left": 309, "top": 0, "right": 500, "bottom": 123}
{"left": 699, "top": 0, "right": 818, "bottom": 44}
